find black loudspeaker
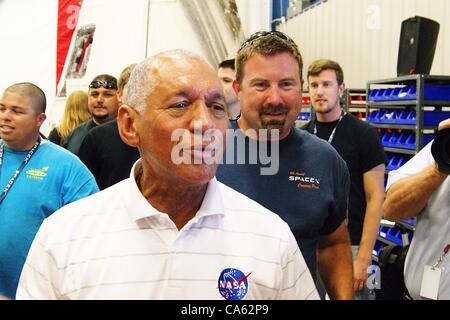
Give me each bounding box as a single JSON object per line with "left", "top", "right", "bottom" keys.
{"left": 397, "top": 16, "right": 440, "bottom": 76}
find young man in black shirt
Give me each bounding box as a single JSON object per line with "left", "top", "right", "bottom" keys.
{"left": 302, "top": 59, "right": 386, "bottom": 299}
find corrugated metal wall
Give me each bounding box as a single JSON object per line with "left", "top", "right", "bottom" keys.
{"left": 278, "top": 0, "right": 450, "bottom": 88}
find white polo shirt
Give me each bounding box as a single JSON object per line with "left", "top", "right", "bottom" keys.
{"left": 386, "top": 142, "right": 450, "bottom": 300}
{"left": 17, "top": 161, "right": 318, "bottom": 300}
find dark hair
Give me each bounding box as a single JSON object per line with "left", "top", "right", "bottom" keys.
{"left": 235, "top": 31, "right": 303, "bottom": 85}
{"left": 218, "top": 58, "right": 235, "bottom": 71}
{"left": 4, "top": 82, "right": 46, "bottom": 113}
{"left": 307, "top": 59, "right": 344, "bottom": 85}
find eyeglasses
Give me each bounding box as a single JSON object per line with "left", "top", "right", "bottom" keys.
{"left": 89, "top": 80, "right": 118, "bottom": 90}
{"left": 238, "top": 31, "right": 297, "bottom": 51}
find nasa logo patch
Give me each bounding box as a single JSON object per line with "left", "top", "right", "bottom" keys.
{"left": 218, "top": 268, "right": 251, "bottom": 300}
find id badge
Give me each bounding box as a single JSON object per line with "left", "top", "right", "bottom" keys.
{"left": 420, "top": 265, "right": 441, "bottom": 300}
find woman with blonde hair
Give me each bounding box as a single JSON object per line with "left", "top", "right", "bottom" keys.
{"left": 48, "top": 90, "right": 91, "bottom": 145}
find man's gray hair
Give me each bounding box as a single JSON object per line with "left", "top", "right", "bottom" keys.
{"left": 125, "top": 49, "right": 210, "bottom": 113}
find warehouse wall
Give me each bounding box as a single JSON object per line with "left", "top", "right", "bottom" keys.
{"left": 0, "top": 0, "right": 57, "bottom": 106}
{"left": 278, "top": 0, "right": 450, "bottom": 88}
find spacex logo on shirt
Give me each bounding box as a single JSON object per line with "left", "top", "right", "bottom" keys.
{"left": 289, "top": 170, "right": 320, "bottom": 189}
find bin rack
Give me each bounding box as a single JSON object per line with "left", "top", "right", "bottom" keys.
{"left": 342, "top": 88, "right": 367, "bottom": 120}
{"left": 366, "top": 75, "right": 450, "bottom": 155}
{"left": 296, "top": 91, "right": 313, "bottom": 127}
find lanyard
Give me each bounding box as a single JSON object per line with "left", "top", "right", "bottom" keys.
{"left": 313, "top": 113, "right": 345, "bottom": 144}
{"left": 432, "top": 244, "right": 450, "bottom": 269}
{"left": 0, "top": 138, "right": 41, "bottom": 204}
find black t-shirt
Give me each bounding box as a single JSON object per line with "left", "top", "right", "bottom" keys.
{"left": 303, "top": 114, "right": 386, "bottom": 244}
{"left": 217, "top": 122, "right": 350, "bottom": 279}
{"left": 48, "top": 128, "right": 63, "bottom": 145}
{"left": 77, "top": 119, "right": 140, "bottom": 190}
{"left": 63, "top": 119, "right": 98, "bottom": 155}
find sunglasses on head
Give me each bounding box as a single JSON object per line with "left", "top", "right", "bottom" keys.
{"left": 238, "top": 31, "right": 297, "bottom": 51}
{"left": 89, "top": 80, "right": 118, "bottom": 90}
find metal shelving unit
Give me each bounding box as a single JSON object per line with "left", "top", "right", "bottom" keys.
{"left": 295, "top": 91, "right": 313, "bottom": 128}
{"left": 367, "top": 75, "right": 450, "bottom": 266}
{"left": 366, "top": 74, "right": 450, "bottom": 155}
{"left": 342, "top": 88, "right": 367, "bottom": 120}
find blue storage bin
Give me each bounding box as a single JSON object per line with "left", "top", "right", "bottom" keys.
{"left": 423, "top": 134, "right": 435, "bottom": 146}
{"left": 383, "top": 88, "right": 394, "bottom": 100}
{"left": 396, "top": 133, "right": 409, "bottom": 148}
{"left": 381, "top": 132, "right": 390, "bottom": 146}
{"left": 380, "top": 110, "right": 397, "bottom": 124}
{"left": 395, "top": 110, "right": 411, "bottom": 124}
{"left": 410, "top": 134, "right": 434, "bottom": 149}
{"left": 424, "top": 111, "right": 450, "bottom": 126}
{"left": 398, "top": 86, "right": 416, "bottom": 100}
{"left": 378, "top": 226, "right": 389, "bottom": 239}
{"left": 373, "top": 241, "right": 386, "bottom": 257}
{"left": 367, "top": 110, "right": 379, "bottom": 123}
{"left": 403, "top": 134, "right": 415, "bottom": 150}
{"left": 297, "top": 112, "right": 310, "bottom": 121}
{"left": 424, "top": 84, "right": 450, "bottom": 101}
{"left": 408, "top": 230, "right": 414, "bottom": 243}
{"left": 386, "top": 132, "right": 400, "bottom": 148}
{"left": 404, "top": 110, "right": 416, "bottom": 125}
{"left": 389, "top": 133, "right": 435, "bottom": 150}
{"left": 387, "top": 228, "right": 403, "bottom": 246}
{"left": 386, "top": 156, "right": 406, "bottom": 171}
{"left": 369, "top": 84, "right": 450, "bottom": 102}
{"left": 386, "top": 156, "right": 395, "bottom": 171}
{"left": 368, "top": 89, "right": 377, "bottom": 102}
{"left": 374, "top": 89, "right": 385, "bottom": 101}
{"left": 392, "top": 110, "right": 450, "bottom": 126}
{"left": 402, "top": 218, "right": 415, "bottom": 227}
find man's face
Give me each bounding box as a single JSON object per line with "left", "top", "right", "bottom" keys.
{"left": 218, "top": 67, "right": 238, "bottom": 106}
{"left": 235, "top": 52, "right": 303, "bottom": 140}
{"left": 308, "top": 69, "right": 344, "bottom": 115}
{"left": 134, "top": 57, "right": 229, "bottom": 185}
{"left": 0, "top": 91, "right": 45, "bottom": 150}
{"left": 88, "top": 87, "right": 120, "bottom": 124}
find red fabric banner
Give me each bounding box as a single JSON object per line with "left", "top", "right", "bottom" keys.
{"left": 56, "top": 0, "right": 83, "bottom": 91}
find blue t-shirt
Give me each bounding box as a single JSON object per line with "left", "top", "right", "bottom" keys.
{"left": 216, "top": 123, "right": 350, "bottom": 279}
{"left": 0, "top": 140, "right": 99, "bottom": 298}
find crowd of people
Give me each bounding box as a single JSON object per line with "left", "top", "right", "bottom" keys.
{"left": 0, "top": 30, "right": 448, "bottom": 300}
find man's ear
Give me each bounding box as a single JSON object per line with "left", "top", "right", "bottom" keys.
{"left": 118, "top": 105, "right": 139, "bottom": 148}
{"left": 232, "top": 79, "right": 240, "bottom": 96}
{"left": 339, "top": 82, "right": 346, "bottom": 97}
{"left": 37, "top": 113, "right": 46, "bottom": 127}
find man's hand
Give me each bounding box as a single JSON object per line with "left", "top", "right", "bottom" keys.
{"left": 353, "top": 257, "right": 369, "bottom": 292}
{"left": 438, "top": 118, "right": 450, "bottom": 130}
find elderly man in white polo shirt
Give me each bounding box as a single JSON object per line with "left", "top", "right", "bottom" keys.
{"left": 16, "top": 50, "right": 319, "bottom": 300}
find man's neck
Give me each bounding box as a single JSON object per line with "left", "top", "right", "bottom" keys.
{"left": 93, "top": 117, "right": 115, "bottom": 126}
{"left": 136, "top": 162, "right": 208, "bottom": 230}
{"left": 316, "top": 105, "right": 343, "bottom": 123}
{"left": 2, "top": 135, "right": 40, "bottom": 151}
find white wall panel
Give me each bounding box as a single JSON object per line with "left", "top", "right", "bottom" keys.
{"left": 279, "top": 0, "right": 450, "bottom": 88}
{"left": 0, "top": 0, "right": 57, "bottom": 107}
{"left": 236, "top": 0, "right": 271, "bottom": 37}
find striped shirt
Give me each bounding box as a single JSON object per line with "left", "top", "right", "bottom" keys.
{"left": 17, "top": 161, "right": 318, "bottom": 300}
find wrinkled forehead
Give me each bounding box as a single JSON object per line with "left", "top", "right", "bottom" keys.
{"left": 150, "top": 56, "right": 222, "bottom": 92}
